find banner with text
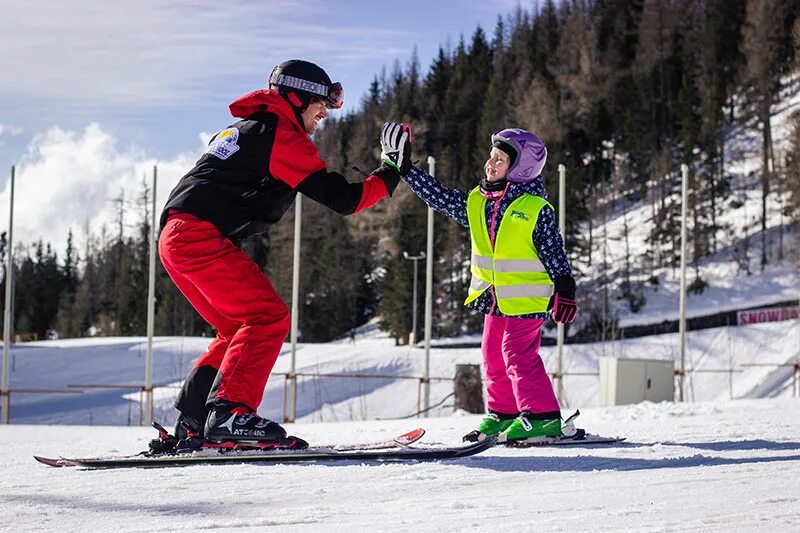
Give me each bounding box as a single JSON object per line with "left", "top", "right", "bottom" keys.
{"left": 737, "top": 305, "right": 800, "bottom": 326}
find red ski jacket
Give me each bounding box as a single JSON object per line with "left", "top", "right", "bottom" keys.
{"left": 161, "top": 89, "right": 396, "bottom": 243}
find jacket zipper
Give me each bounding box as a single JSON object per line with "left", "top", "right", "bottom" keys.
{"left": 486, "top": 184, "right": 508, "bottom": 315}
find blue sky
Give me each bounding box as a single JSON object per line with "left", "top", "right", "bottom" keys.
{"left": 0, "top": 0, "right": 521, "bottom": 249}
{"left": 1, "top": 0, "right": 518, "bottom": 173}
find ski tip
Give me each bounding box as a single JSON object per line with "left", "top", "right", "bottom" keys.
{"left": 394, "top": 428, "right": 426, "bottom": 446}
{"left": 472, "top": 435, "right": 499, "bottom": 451}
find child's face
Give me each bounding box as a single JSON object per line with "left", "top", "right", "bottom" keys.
{"left": 484, "top": 147, "right": 510, "bottom": 182}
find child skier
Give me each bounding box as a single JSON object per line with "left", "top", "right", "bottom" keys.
{"left": 389, "top": 124, "right": 577, "bottom": 443}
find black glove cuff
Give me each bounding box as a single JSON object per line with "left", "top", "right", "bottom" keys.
{"left": 371, "top": 164, "right": 401, "bottom": 195}
{"left": 400, "top": 142, "right": 412, "bottom": 176}
{"left": 553, "top": 275, "right": 576, "bottom": 300}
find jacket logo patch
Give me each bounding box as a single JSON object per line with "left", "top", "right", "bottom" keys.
{"left": 510, "top": 210, "right": 530, "bottom": 221}
{"left": 205, "top": 127, "right": 240, "bottom": 160}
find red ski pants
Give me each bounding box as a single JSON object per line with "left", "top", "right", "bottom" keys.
{"left": 159, "top": 212, "right": 290, "bottom": 411}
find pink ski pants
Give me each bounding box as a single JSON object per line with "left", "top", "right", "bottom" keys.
{"left": 481, "top": 314, "right": 560, "bottom": 414}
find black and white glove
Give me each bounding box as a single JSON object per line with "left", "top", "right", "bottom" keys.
{"left": 380, "top": 122, "right": 412, "bottom": 176}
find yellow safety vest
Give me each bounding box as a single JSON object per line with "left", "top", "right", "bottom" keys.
{"left": 465, "top": 188, "right": 554, "bottom": 315}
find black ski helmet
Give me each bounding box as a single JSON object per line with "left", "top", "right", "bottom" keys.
{"left": 268, "top": 59, "right": 344, "bottom": 111}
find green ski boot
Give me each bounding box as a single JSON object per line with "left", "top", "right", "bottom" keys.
{"left": 463, "top": 411, "right": 517, "bottom": 442}
{"left": 501, "top": 411, "right": 562, "bottom": 443}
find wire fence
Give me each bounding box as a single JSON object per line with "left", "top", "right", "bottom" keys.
{"left": 1, "top": 314, "right": 798, "bottom": 424}
{"left": 0, "top": 358, "right": 797, "bottom": 426}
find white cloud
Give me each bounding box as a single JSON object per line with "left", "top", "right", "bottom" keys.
{"left": 0, "top": 123, "right": 198, "bottom": 256}
{"left": 0, "top": 123, "right": 23, "bottom": 138}
{"left": 1, "top": 0, "right": 411, "bottom": 107}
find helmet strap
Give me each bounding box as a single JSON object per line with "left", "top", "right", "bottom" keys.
{"left": 287, "top": 91, "right": 304, "bottom": 108}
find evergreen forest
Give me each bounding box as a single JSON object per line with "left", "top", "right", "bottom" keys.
{"left": 3, "top": 0, "right": 799, "bottom": 345}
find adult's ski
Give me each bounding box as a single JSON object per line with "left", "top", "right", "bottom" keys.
{"left": 36, "top": 436, "right": 495, "bottom": 470}
{"left": 333, "top": 427, "right": 426, "bottom": 451}
{"left": 34, "top": 426, "right": 427, "bottom": 468}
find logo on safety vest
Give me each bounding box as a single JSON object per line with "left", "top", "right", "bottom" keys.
{"left": 205, "top": 127, "right": 240, "bottom": 160}
{"left": 509, "top": 210, "right": 530, "bottom": 221}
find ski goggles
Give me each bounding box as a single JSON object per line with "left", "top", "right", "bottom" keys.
{"left": 273, "top": 74, "right": 344, "bottom": 109}
{"left": 325, "top": 82, "right": 344, "bottom": 109}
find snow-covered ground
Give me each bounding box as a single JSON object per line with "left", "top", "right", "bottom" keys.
{"left": 2, "top": 399, "right": 798, "bottom": 532}
{"left": 1, "top": 321, "right": 799, "bottom": 531}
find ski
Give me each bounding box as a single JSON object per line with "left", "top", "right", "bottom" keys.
{"left": 38, "top": 436, "right": 495, "bottom": 469}
{"left": 33, "top": 456, "right": 78, "bottom": 467}
{"left": 329, "top": 427, "right": 426, "bottom": 451}
{"left": 487, "top": 410, "right": 624, "bottom": 447}
{"left": 33, "top": 426, "right": 429, "bottom": 468}
{"left": 501, "top": 429, "right": 626, "bottom": 448}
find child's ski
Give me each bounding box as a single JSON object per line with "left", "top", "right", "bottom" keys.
{"left": 502, "top": 429, "right": 626, "bottom": 447}
{"left": 497, "top": 410, "right": 625, "bottom": 447}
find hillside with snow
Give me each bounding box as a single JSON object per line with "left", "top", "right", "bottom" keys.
{"left": 574, "top": 77, "right": 800, "bottom": 331}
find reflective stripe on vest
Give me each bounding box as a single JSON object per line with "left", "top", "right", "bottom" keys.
{"left": 465, "top": 188, "right": 554, "bottom": 315}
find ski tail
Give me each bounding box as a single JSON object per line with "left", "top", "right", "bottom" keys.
{"left": 33, "top": 456, "right": 77, "bottom": 468}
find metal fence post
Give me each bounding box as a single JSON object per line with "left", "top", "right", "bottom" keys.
{"left": 1, "top": 166, "right": 16, "bottom": 424}
{"left": 144, "top": 165, "right": 157, "bottom": 426}
{"left": 286, "top": 194, "right": 302, "bottom": 423}
{"left": 556, "top": 163, "right": 567, "bottom": 406}
{"left": 678, "top": 164, "right": 689, "bottom": 401}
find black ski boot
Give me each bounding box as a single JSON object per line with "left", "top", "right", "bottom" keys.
{"left": 148, "top": 415, "right": 206, "bottom": 455}
{"left": 174, "top": 414, "right": 205, "bottom": 452}
{"left": 148, "top": 422, "right": 179, "bottom": 455}
{"left": 204, "top": 401, "right": 307, "bottom": 450}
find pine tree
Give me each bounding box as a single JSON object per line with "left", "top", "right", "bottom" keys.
{"left": 741, "top": 0, "right": 791, "bottom": 271}
{"left": 55, "top": 230, "right": 80, "bottom": 337}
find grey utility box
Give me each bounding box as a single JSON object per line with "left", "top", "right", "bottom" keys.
{"left": 599, "top": 356, "right": 675, "bottom": 406}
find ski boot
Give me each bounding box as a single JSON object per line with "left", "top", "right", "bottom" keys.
{"left": 500, "top": 410, "right": 563, "bottom": 445}
{"left": 174, "top": 414, "right": 205, "bottom": 452}
{"left": 204, "top": 401, "right": 308, "bottom": 450}
{"left": 463, "top": 410, "right": 518, "bottom": 442}
{"left": 148, "top": 422, "right": 179, "bottom": 455}
{"left": 147, "top": 415, "right": 206, "bottom": 455}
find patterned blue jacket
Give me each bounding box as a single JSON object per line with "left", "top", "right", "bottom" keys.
{"left": 402, "top": 165, "right": 572, "bottom": 319}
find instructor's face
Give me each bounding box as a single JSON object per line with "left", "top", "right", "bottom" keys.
{"left": 302, "top": 100, "right": 328, "bottom": 134}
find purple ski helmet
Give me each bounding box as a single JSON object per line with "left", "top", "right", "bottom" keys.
{"left": 490, "top": 128, "right": 547, "bottom": 183}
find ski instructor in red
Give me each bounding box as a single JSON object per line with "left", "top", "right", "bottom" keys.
{"left": 158, "top": 60, "right": 412, "bottom": 450}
